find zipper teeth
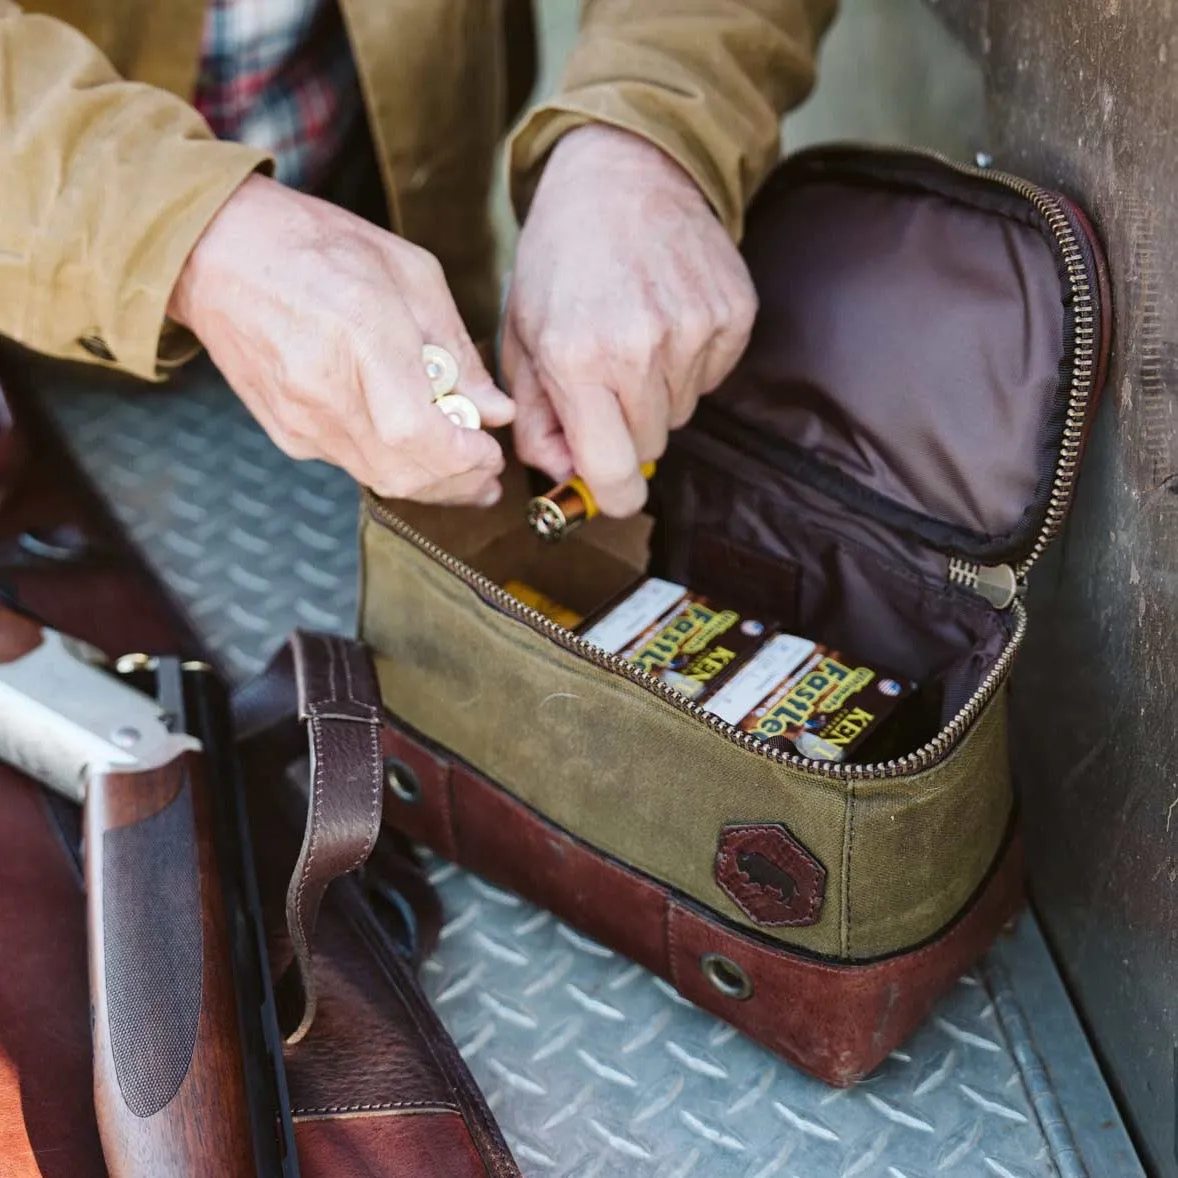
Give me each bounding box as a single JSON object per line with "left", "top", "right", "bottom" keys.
{"left": 1008, "top": 182, "right": 1096, "bottom": 578}
{"left": 368, "top": 149, "right": 1090, "bottom": 780}
{"left": 946, "top": 557, "right": 979, "bottom": 591}
{"left": 367, "top": 494, "right": 1027, "bottom": 781}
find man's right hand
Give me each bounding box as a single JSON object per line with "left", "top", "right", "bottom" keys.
{"left": 167, "top": 175, "right": 515, "bottom": 505}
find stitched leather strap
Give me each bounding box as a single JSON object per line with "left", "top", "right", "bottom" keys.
{"left": 234, "top": 630, "right": 384, "bottom": 1044}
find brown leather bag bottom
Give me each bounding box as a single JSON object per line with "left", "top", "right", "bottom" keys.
{"left": 382, "top": 718, "right": 1026, "bottom": 1086}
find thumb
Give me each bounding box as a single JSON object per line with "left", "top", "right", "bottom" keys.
{"left": 416, "top": 400, "right": 507, "bottom": 479}
{"left": 456, "top": 381, "right": 516, "bottom": 430}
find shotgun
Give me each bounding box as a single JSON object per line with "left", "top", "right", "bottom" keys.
{"left": 0, "top": 601, "right": 298, "bottom": 1178}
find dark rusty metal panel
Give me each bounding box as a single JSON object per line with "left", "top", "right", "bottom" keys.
{"left": 935, "top": 1, "right": 1178, "bottom": 1173}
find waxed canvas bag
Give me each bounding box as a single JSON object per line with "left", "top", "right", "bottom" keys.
{"left": 359, "top": 145, "right": 1112, "bottom": 1084}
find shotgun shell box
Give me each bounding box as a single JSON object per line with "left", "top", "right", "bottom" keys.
{"left": 578, "top": 577, "right": 769, "bottom": 701}
{"left": 704, "top": 632, "right": 915, "bottom": 761}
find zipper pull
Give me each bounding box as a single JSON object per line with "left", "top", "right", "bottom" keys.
{"left": 947, "top": 559, "right": 1021, "bottom": 610}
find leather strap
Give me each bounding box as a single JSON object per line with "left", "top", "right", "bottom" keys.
{"left": 234, "top": 630, "right": 385, "bottom": 1044}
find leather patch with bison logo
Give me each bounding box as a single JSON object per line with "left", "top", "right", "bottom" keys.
{"left": 715, "top": 824, "right": 826, "bottom": 927}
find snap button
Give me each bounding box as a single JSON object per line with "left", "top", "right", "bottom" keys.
{"left": 79, "top": 334, "right": 115, "bottom": 361}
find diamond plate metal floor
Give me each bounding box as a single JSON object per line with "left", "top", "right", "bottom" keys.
{"left": 38, "top": 358, "right": 1144, "bottom": 1178}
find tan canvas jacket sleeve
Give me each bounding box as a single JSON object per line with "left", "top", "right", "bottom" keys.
{"left": 0, "top": 1, "right": 271, "bottom": 379}
{"left": 509, "top": 0, "right": 837, "bottom": 240}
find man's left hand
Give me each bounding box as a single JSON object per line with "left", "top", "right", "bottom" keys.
{"left": 502, "top": 124, "right": 758, "bottom": 518}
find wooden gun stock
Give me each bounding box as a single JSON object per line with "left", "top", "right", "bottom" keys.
{"left": 85, "top": 748, "right": 257, "bottom": 1178}
{"left": 0, "top": 608, "right": 296, "bottom": 1176}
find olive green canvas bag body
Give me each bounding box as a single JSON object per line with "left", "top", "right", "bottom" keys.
{"left": 359, "top": 146, "right": 1112, "bottom": 1084}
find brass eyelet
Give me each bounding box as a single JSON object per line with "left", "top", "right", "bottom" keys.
{"left": 700, "top": 952, "right": 753, "bottom": 1001}
{"left": 384, "top": 758, "right": 422, "bottom": 805}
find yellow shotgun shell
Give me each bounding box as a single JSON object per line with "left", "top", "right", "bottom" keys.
{"left": 527, "top": 461, "right": 657, "bottom": 542}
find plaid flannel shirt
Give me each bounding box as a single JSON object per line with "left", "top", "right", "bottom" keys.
{"left": 193, "top": 0, "right": 362, "bottom": 191}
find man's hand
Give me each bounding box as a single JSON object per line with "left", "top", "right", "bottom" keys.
{"left": 502, "top": 124, "right": 758, "bottom": 517}
{"left": 168, "top": 175, "right": 515, "bottom": 505}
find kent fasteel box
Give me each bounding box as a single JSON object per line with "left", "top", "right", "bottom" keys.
{"left": 704, "top": 633, "right": 915, "bottom": 761}
{"left": 579, "top": 577, "right": 771, "bottom": 702}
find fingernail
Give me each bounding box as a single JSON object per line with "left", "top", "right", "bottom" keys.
{"left": 477, "top": 484, "right": 502, "bottom": 508}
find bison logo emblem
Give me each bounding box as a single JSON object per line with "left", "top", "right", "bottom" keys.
{"left": 715, "top": 824, "right": 826, "bottom": 927}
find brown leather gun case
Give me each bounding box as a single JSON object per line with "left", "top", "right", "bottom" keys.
{"left": 0, "top": 376, "right": 518, "bottom": 1178}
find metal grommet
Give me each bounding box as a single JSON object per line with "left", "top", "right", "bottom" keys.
{"left": 385, "top": 757, "right": 422, "bottom": 805}
{"left": 700, "top": 953, "right": 754, "bottom": 1001}
{"left": 114, "top": 653, "right": 158, "bottom": 674}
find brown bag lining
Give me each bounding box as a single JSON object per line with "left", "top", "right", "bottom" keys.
{"left": 718, "top": 156, "right": 1070, "bottom": 563}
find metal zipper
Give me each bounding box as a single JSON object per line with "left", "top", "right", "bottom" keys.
{"left": 1007, "top": 192, "right": 1098, "bottom": 581}
{"left": 947, "top": 559, "right": 1021, "bottom": 610}
{"left": 366, "top": 493, "right": 1026, "bottom": 781}
{"left": 365, "top": 150, "right": 1092, "bottom": 780}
